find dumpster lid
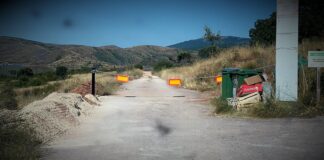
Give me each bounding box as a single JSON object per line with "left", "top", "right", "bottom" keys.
{"left": 239, "top": 69, "right": 262, "bottom": 75}
{"left": 222, "top": 68, "right": 262, "bottom": 75}
{"left": 222, "top": 68, "right": 240, "bottom": 73}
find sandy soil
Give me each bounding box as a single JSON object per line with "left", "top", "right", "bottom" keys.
{"left": 19, "top": 93, "right": 99, "bottom": 142}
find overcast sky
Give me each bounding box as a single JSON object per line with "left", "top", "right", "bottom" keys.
{"left": 0, "top": 0, "right": 276, "bottom": 47}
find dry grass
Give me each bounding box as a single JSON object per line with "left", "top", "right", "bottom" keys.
{"left": 161, "top": 40, "right": 324, "bottom": 91}
{"left": 0, "top": 110, "right": 41, "bottom": 159}
{"left": 15, "top": 69, "right": 143, "bottom": 108}
{"left": 160, "top": 45, "right": 275, "bottom": 91}
{"left": 160, "top": 40, "right": 324, "bottom": 117}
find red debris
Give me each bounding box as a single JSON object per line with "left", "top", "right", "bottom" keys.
{"left": 71, "top": 81, "right": 103, "bottom": 96}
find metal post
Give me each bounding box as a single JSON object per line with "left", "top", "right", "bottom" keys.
{"left": 317, "top": 67, "right": 321, "bottom": 106}
{"left": 91, "top": 70, "right": 96, "bottom": 95}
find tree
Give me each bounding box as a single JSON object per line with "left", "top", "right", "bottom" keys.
{"left": 203, "top": 26, "right": 221, "bottom": 46}
{"left": 17, "top": 67, "right": 34, "bottom": 77}
{"left": 249, "top": 12, "right": 276, "bottom": 45}
{"left": 299, "top": 0, "right": 324, "bottom": 39}
{"left": 177, "top": 52, "right": 192, "bottom": 64}
{"left": 201, "top": 26, "right": 221, "bottom": 58}
{"left": 249, "top": 0, "right": 324, "bottom": 45}
{"left": 198, "top": 46, "right": 220, "bottom": 59}
{"left": 153, "top": 60, "right": 174, "bottom": 72}
{"left": 56, "top": 66, "right": 68, "bottom": 79}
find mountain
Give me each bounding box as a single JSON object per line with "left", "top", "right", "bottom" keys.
{"left": 168, "top": 36, "right": 250, "bottom": 50}
{"left": 0, "top": 36, "right": 180, "bottom": 71}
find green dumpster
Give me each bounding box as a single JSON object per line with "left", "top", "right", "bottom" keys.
{"left": 221, "top": 68, "right": 262, "bottom": 99}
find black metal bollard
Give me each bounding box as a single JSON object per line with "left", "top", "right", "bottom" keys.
{"left": 91, "top": 69, "right": 96, "bottom": 95}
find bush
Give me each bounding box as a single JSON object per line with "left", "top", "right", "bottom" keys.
{"left": 153, "top": 60, "right": 174, "bottom": 72}
{"left": 17, "top": 68, "right": 33, "bottom": 77}
{"left": 29, "top": 78, "right": 43, "bottom": 86}
{"left": 56, "top": 66, "right": 68, "bottom": 79}
{"left": 177, "top": 52, "right": 193, "bottom": 64}
{"left": 0, "top": 84, "right": 18, "bottom": 110}
{"left": 134, "top": 64, "right": 144, "bottom": 70}
{"left": 124, "top": 69, "right": 143, "bottom": 79}
{"left": 69, "top": 67, "right": 92, "bottom": 74}
{"left": 198, "top": 46, "right": 220, "bottom": 58}
{"left": 210, "top": 95, "right": 322, "bottom": 118}
{"left": 211, "top": 98, "right": 234, "bottom": 114}
{"left": 0, "top": 115, "right": 41, "bottom": 159}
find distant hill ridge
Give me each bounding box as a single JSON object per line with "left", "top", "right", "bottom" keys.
{"left": 168, "top": 36, "right": 250, "bottom": 50}
{"left": 0, "top": 36, "right": 180, "bottom": 70}
{"left": 0, "top": 36, "right": 250, "bottom": 70}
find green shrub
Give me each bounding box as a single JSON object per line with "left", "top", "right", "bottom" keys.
{"left": 250, "top": 100, "right": 294, "bottom": 118}
{"left": 56, "top": 66, "right": 68, "bottom": 79}
{"left": 153, "top": 60, "right": 174, "bottom": 72}
{"left": 245, "top": 99, "right": 320, "bottom": 118}
{"left": 0, "top": 84, "right": 18, "bottom": 110}
{"left": 29, "top": 78, "right": 43, "bottom": 86}
{"left": 134, "top": 64, "right": 144, "bottom": 70}
{"left": 198, "top": 46, "right": 220, "bottom": 59}
{"left": 177, "top": 52, "right": 193, "bottom": 64}
{"left": 211, "top": 98, "right": 234, "bottom": 114}
{"left": 0, "top": 115, "right": 41, "bottom": 159}
{"left": 17, "top": 68, "right": 34, "bottom": 77}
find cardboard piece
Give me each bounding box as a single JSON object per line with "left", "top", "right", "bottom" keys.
{"left": 237, "top": 83, "right": 263, "bottom": 97}
{"left": 244, "top": 75, "right": 263, "bottom": 85}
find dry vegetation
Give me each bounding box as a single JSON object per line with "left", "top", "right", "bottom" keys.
{"left": 160, "top": 45, "right": 275, "bottom": 91}
{"left": 1, "top": 69, "right": 143, "bottom": 159}
{"left": 14, "top": 69, "right": 143, "bottom": 108}
{"left": 160, "top": 40, "right": 324, "bottom": 117}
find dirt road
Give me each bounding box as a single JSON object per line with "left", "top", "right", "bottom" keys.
{"left": 43, "top": 72, "right": 324, "bottom": 160}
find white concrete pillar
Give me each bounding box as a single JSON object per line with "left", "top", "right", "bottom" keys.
{"left": 276, "top": 0, "right": 299, "bottom": 101}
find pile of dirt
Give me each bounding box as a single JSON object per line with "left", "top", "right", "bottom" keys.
{"left": 19, "top": 92, "right": 100, "bottom": 142}
{"left": 71, "top": 81, "right": 103, "bottom": 96}
{"left": 84, "top": 94, "right": 101, "bottom": 105}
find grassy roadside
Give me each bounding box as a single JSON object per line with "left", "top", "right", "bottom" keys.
{"left": 0, "top": 110, "right": 42, "bottom": 159}
{"left": 211, "top": 98, "right": 324, "bottom": 118}
{"left": 160, "top": 45, "right": 275, "bottom": 91}
{"left": 0, "top": 69, "right": 143, "bottom": 159}
{"left": 14, "top": 69, "right": 143, "bottom": 108}
{"left": 159, "top": 40, "right": 324, "bottom": 118}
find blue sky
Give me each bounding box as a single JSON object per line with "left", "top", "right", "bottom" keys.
{"left": 0, "top": 0, "right": 276, "bottom": 47}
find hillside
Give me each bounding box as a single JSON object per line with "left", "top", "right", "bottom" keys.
{"left": 168, "top": 36, "right": 250, "bottom": 50}
{"left": 0, "top": 36, "right": 180, "bottom": 70}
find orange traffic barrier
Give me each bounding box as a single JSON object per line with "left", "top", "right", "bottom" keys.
{"left": 215, "top": 75, "right": 222, "bottom": 85}
{"left": 116, "top": 74, "right": 129, "bottom": 83}
{"left": 168, "top": 79, "right": 182, "bottom": 87}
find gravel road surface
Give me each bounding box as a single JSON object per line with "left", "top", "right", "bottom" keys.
{"left": 43, "top": 72, "right": 324, "bottom": 160}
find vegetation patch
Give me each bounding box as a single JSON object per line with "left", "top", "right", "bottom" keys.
{"left": 211, "top": 98, "right": 234, "bottom": 114}
{"left": 211, "top": 97, "right": 324, "bottom": 118}
{"left": 0, "top": 111, "right": 41, "bottom": 160}
{"left": 160, "top": 39, "right": 324, "bottom": 118}
{"left": 0, "top": 83, "right": 18, "bottom": 110}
